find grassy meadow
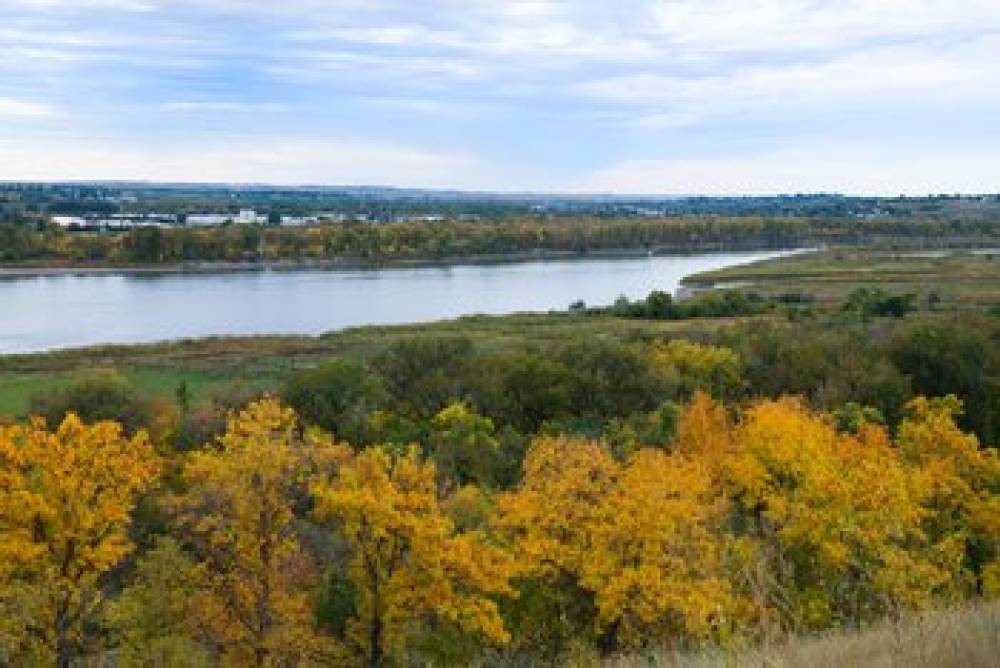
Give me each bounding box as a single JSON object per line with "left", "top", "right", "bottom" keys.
{"left": 685, "top": 247, "right": 1000, "bottom": 309}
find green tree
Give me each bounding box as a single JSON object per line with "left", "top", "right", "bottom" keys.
{"left": 283, "top": 358, "right": 387, "bottom": 443}
{"left": 429, "top": 403, "right": 500, "bottom": 493}
{"left": 29, "top": 368, "right": 155, "bottom": 436}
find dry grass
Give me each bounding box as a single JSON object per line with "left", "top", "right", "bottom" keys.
{"left": 610, "top": 602, "right": 1000, "bottom": 668}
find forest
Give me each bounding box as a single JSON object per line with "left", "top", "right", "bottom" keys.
{"left": 1, "top": 299, "right": 998, "bottom": 666}
{"left": 1, "top": 215, "right": 1000, "bottom": 265}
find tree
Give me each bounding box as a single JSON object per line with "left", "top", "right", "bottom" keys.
{"left": 583, "top": 449, "right": 736, "bottom": 650}
{"left": 104, "top": 537, "right": 213, "bottom": 666}
{"left": 722, "top": 398, "right": 960, "bottom": 634}
{"left": 891, "top": 321, "right": 1000, "bottom": 444}
{"left": 373, "top": 337, "right": 475, "bottom": 417}
{"left": 673, "top": 391, "right": 733, "bottom": 464}
{"left": 312, "top": 446, "right": 514, "bottom": 667}
{"left": 842, "top": 287, "right": 916, "bottom": 321}
{"left": 495, "top": 437, "right": 619, "bottom": 658}
{"left": 429, "top": 402, "right": 500, "bottom": 494}
{"left": 0, "top": 414, "right": 158, "bottom": 667}
{"left": 171, "top": 399, "right": 348, "bottom": 666}
{"left": 645, "top": 290, "right": 676, "bottom": 319}
{"left": 555, "top": 339, "right": 663, "bottom": 420}
{"left": 895, "top": 396, "right": 1000, "bottom": 593}
{"left": 282, "top": 358, "right": 387, "bottom": 443}
{"left": 497, "top": 435, "right": 736, "bottom": 653}
{"left": 649, "top": 340, "right": 745, "bottom": 401}
{"left": 29, "top": 368, "right": 155, "bottom": 436}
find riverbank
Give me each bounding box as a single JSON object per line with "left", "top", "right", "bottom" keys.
{"left": 4, "top": 233, "right": 999, "bottom": 279}
{"left": 0, "top": 249, "right": 799, "bottom": 354}
{"left": 0, "top": 243, "right": 808, "bottom": 279}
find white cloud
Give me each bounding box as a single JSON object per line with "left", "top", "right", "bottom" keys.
{"left": 5, "top": 0, "right": 158, "bottom": 11}
{"left": 159, "top": 101, "right": 288, "bottom": 113}
{"left": 0, "top": 135, "right": 492, "bottom": 188}
{"left": 3, "top": 1, "right": 1000, "bottom": 192}
{"left": 576, "top": 35, "right": 1000, "bottom": 128}
{"left": 576, "top": 146, "right": 1000, "bottom": 196}
{"left": 649, "top": 0, "right": 1000, "bottom": 54}
{"left": 0, "top": 97, "right": 59, "bottom": 117}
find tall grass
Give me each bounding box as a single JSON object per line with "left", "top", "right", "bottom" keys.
{"left": 610, "top": 602, "right": 1000, "bottom": 668}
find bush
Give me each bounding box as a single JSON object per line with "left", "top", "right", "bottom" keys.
{"left": 29, "top": 369, "right": 154, "bottom": 434}
{"left": 842, "top": 287, "right": 917, "bottom": 320}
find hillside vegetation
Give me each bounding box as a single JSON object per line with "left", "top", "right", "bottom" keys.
{"left": 0, "top": 305, "right": 998, "bottom": 665}
{"left": 1, "top": 246, "right": 999, "bottom": 665}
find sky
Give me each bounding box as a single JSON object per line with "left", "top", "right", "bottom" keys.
{"left": 1, "top": 0, "right": 999, "bottom": 194}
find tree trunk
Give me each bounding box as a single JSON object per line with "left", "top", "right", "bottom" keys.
{"left": 369, "top": 577, "right": 383, "bottom": 668}
{"left": 55, "top": 608, "right": 70, "bottom": 668}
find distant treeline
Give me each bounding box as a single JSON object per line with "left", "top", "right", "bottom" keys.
{"left": 2, "top": 215, "right": 999, "bottom": 264}
{"left": 5, "top": 182, "right": 1000, "bottom": 221}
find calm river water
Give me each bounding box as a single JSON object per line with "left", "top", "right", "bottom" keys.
{"left": 0, "top": 250, "right": 797, "bottom": 353}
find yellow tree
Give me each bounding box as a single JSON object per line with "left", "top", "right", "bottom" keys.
{"left": 895, "top": 396, "right": 1000, "bottom": 595}
{"left": 583, "top": 449, "right": 736, "bottom": 649}
{"left": 498, "top": 435, "right": 737, "bottom": 653}
{"left": 172, "top": 398, "right": 349, "bottom": 667}
{"left": 0, "top": 414, "right": 158, "bottom": 667}
{"left": 494, "top": 436, "right": 620, "bottom": 656}
{"left": 722, "top": 398, "right": 958, "bottom": 634}
{"left": 312, "top": 446, "right": 514, "bottom": 668}
{"left": 673, "top": 391, "right": 734, "bottom": 465}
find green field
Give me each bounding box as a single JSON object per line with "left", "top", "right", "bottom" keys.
{"left": 0, "top": 314, "right": 725, "bottom": 418}
{"left": 685, "top": 247, "right": 1000, "bottom": 309}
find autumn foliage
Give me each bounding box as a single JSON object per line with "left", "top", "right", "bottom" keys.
{"left": 1, "top": 389, "right": 997, "bottom": 665}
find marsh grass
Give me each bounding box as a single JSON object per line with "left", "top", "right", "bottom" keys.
{"left": 686, "top": 248, "right": 1000, "bottom": 310}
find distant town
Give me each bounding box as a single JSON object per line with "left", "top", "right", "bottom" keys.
{"left": 3, "top": 182, "right": 1000, "bottom": 230}
{"left": 49, "top": 209, "right": 447, "bottom": 231}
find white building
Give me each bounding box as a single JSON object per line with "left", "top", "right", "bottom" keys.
{"left": 186, "top": 214, "right": 230, "bottom": 227}
{"left": 186, "top": 209, "right": 267, "bottom": 227}
{"left": 51, "top": 215, "right": 87, "bottom": 227}
{"left": 237, "top": 208, "right": 268, "bottom": 224}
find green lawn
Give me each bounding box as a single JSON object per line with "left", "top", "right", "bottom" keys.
{"left": 0, "top": 367, "right": 254, "bottom": 418}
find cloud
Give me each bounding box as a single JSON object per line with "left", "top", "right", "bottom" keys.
{"left": 574, "top": 34, "right": 1000, "bottom": 130}
{"left": 2, "top": 1, "right": 1000, "bottom": 192}
{"left": 0, "top": 97, "right": 59, "bottom": 117}
{"left": 6, "top": 0, "right": 158, "bottom": 11}
{"left": 648, "top": 0, "right": 1000, "bottom": 54}
{"left": 0, "top": 135, "right": 492, "bottom": 188}
{"left": 159, "top": 101, "right": 288, "bottom": 113}
{"left": 575, "top": 145, "right": 1000, "bottom": 196}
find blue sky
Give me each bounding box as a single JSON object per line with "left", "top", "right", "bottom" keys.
{"left": 2, "top": 0, "right": 999, "bottom": 194}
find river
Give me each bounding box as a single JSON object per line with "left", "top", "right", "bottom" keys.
{"left": 0, "top": 250, "right": 798, "bottom": 353}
